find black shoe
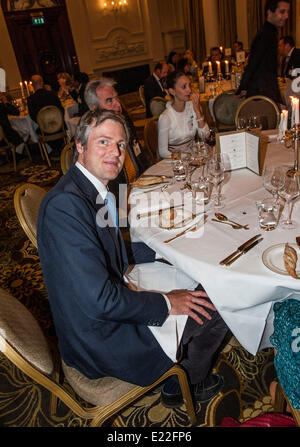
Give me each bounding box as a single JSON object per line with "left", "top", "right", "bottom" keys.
{"left": 193, "top": 373, "right": 224, "bottom": 403}
{"left": 160, "top": 374, "right": 224, "bottom": 409}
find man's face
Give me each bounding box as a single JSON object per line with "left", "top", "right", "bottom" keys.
{"left": 76, "top": 119, "right": 126, "bottom": 186}
{"left": 278, "top": 39, "right": 291, "bottom": 56}
{"left": 211, "top": 49, "right": 221, "bottom": 63}
{"left": 267, "top": 1, "right": 290, "bottom": 27}
{"left": 158, "top": 64, "right": 168, "bottom": 79}
{"left": 96, "top": 85, "right": 122, "bottom": 113}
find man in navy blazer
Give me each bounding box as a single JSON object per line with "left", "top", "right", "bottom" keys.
{"left": 37, "top": 109, "right": 226, "bottom": 408}
{"left": 144, "top": 62, "right": 168, "bottom": 118}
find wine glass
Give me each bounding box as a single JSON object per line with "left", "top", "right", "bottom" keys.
{"left": 279, "top": 172, "right": 300, "bottom": 229}
{"left": 236, "top": 117, "right": 246, "bottom": 130}
{"left": 208, "top": 156, "right": 226, "bottom": 209}
{"left": 206, "top": 128, "right": 216, "bottom": 151}
{"left": 263, "top": 166, "right": 285, "bottom": 204}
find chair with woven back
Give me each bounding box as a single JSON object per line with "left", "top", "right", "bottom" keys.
{"left": 144, "top": 116, "right": 160, "bottom": 163}
{"left": 213, "top": 90, "right": 244, "bottom": 132}
{"left": 0, "top": 125, "right": 32, "bottom": 172}
{"left": 0, "top": 286, "right": 197, "bottom": 426}
{"left": 14, "top": 183, "right": 47, "bottom": 249}
{"left": 60, "top": 141, "right": 75, "bottom": 175}
{"left": 37, "top": 105, "right": 68, "bottom": 168}
{"left": 149, "top": 97, "right": 167, "bottom": 118}
{"left": 235, "top": 95, "right": 280, "bottom": 130}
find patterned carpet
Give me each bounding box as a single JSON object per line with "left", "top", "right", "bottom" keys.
{"left": 0, "top": 147, "right": 278, "bottom": 428}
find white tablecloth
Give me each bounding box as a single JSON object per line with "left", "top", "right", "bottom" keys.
{"left": 128, "top": 131, "right": 300, "bottom": 356}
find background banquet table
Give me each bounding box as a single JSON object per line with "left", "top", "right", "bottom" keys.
{"left": 8, "top": 99, "right": 80, "bottom": 146}
{"left": 128, "top": 130, "right": 300, "bottom": 356}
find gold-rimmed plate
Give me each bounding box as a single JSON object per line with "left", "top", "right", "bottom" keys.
{"left": 262, "top": 243, "right": 300, "bottom": 276}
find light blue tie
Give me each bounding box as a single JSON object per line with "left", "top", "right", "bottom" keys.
{"left": 105, "top": 191, "right": 118, "bottom": 231}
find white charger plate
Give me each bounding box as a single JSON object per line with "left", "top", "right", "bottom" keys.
{"left": 262, "top": 243, "right": 300, "bottom": 276}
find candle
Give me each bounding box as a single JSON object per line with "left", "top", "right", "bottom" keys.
{"left": 24, "top": 81, "right": 30, "bottom": 97}
{"left": 29, "top": 81, "right": 34, "bottom": 94}
{"left": 291, "top": 97, "right": 300, "bottom": 126}
{"left": 216, "top": 61, "right": 221, "bottom": 74}
{"left": 208, "top": 61, "right": 213, "bottom": 75}
{"left": 282, "top": 110, "right": 288, "bottom": 132}
{"left": 225, "top": 60, "right": 229, "bottom": 74}
{"left": 220, "top": 46, "right": 223, "bottom": 54}
{"left": 20, "top": 81, "right": 24, "bottom": 97}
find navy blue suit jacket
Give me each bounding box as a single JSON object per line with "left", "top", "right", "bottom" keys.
{"left": 37, "top": 165, "right": 173, "bottom": 386}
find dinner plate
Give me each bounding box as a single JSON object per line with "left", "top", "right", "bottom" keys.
{"left": 131, "top": 176, "right": 167, "bottom": 189}
{"left": 158, "top": 208, "right": 194, "bottom": 230}
{"left": 262, "top": 243, "right": 300, "bottom": 276}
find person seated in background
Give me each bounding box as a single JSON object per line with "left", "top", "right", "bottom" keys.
{"left": 278, "top": 36, "right": 300, "bottom": 78}
{"left": 158, "top": 70, "right": 209, "bottom": 159}
{"left": 177, "top": 58, "right": 192, "bottom": 76}
{"left": 203, "top": 47, "right": 226, "bottom": 77}
{"left": 167, "top": 51, "right": 180, "bottom": 72}
{"left": 57, "top": 72, "right": 78, "bottom": 102}
{"left": 184, "top": 49, "right": 198, "bottom": 76}
{"left": 0, "top": 91, "right": 24, "bottom": 157}
{"left": 233, "top": 41, "right": 244, "bottom": 57}
{"left": 73, "top": 72, "right": 90, "bottom": 117}
{"left": 84, "top": 78, "right": 152, "bottom": 202}
{"left": 27, "top": 74, "right": 65, "bottom": 157}
{"left": 143, "top": 61, "right": 168, "bottom": 118}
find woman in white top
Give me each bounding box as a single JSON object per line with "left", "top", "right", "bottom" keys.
{"left": 158, "top": 71, "right": 209, "bottom": 159}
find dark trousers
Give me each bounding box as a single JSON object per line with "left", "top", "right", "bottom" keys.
{"left": 177, "top": 284, "right": 228, "bottom": 385}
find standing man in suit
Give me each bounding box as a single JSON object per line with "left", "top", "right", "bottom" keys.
{"left": 236, "top": 0, "right": 290, "bottom": 104}
{"left": 37, "top": 109, "right": 227, "bottom": 408}
{"left": 278, "top": 36, "right": 300, "bottom": 78}
{"left": 144, "top": 62, "right": 169, "bottom": 118}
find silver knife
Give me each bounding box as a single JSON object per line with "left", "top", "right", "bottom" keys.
{"left": 220, "top": 234, "right": 262, "bottom": 265}
{"left": 225, "top": 238, "right": 263, "bottom": 266}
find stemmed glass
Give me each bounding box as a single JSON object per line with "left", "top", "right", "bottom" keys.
{"left": 236, "top": 117, "right": 246, "bottom": 131}
{"left": 263, "top": 166, "right": 286, "bottom": 204}
{"left": 279, "top": 172, "right": 300, "bottom": 229}
{"left": 207, "top": 155, "right": 226, "bottom": 209}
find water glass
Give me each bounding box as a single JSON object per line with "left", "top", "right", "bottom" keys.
{"left": 172, "top": 159, "right": 186, "bottom": 181}
{"left": 256, "top": 199, "right": 280, "bottom": 231}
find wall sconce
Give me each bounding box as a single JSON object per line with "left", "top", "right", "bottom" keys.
{"left": 103, "top": 0, "right": 128, "bottom": 13}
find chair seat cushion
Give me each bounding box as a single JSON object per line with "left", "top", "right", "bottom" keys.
{"left": 62, "top": 360, "right": 138, "bottom": 406}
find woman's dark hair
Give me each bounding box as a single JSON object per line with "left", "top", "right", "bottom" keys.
{"left": 167, "top": 51, "right": 178, "bottom": 65}
{"left": 166, "top": 70, "right": 187, "bottom": 91}
{"left": 177, "top": 58, "right": 190, "bottom": 73}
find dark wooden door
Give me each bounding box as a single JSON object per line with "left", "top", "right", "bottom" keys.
{"left": 2, "top": 0, "right": 79, "bottom": 90}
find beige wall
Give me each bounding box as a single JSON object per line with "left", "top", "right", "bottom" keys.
{"left": 1, "top": 0, "right": 300, "bottom": 92}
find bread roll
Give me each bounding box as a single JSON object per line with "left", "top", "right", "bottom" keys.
{"left": 284, "top": 243, "right": 299, "bottom": 279}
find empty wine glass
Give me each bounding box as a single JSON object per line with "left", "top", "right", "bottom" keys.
{"left": 263, "top": 166, "right": 286, "bottom": 204}
{"left": 208, "top": 155, "right": 225, "bottom": 209}
{"left": 237, "top": 117, "right": 246, "bottom": 130}
{"left": 279, "top": 172, "right": 300, "bottom": 229}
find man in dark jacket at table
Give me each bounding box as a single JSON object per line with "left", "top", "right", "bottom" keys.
{"left": 236, "top": 0, "right": 290, "bottom": 104}
{"left": 27, "top": 74, "right": 65, "bottom": 155}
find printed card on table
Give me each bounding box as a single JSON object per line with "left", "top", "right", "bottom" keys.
{"left": 216, "top": 130, "right": 265, "bottom": 175}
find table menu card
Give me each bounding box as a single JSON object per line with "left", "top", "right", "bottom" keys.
{"left": 216, "top": 130, "right": 266, "bottom": 175}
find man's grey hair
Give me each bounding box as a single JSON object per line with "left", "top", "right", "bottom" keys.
{"left": 74, "top": 109, "right": 130, "bottom": 160}
{"left": 84, "top": 77, "right": 117, "bottom": 110}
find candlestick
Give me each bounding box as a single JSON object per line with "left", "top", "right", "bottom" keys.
{"left": 20, "top": 81, "right": 25, "bottom": 98}
{"left": 216, "top": 61, "right": 221, "bottom": 74}
{"left": 294, "top": 98, "right": 299, "bottom": 124}
{"left": 282, "top": 110, "right": 288, "bottom": 132}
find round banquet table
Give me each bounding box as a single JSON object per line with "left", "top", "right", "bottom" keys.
{"left": 128, "top": 130, "right": 300, "bottom": 356}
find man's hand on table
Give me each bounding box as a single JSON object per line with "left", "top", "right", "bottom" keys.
{"left": 166, "top": 289, "right": 216, "bottom": 325}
